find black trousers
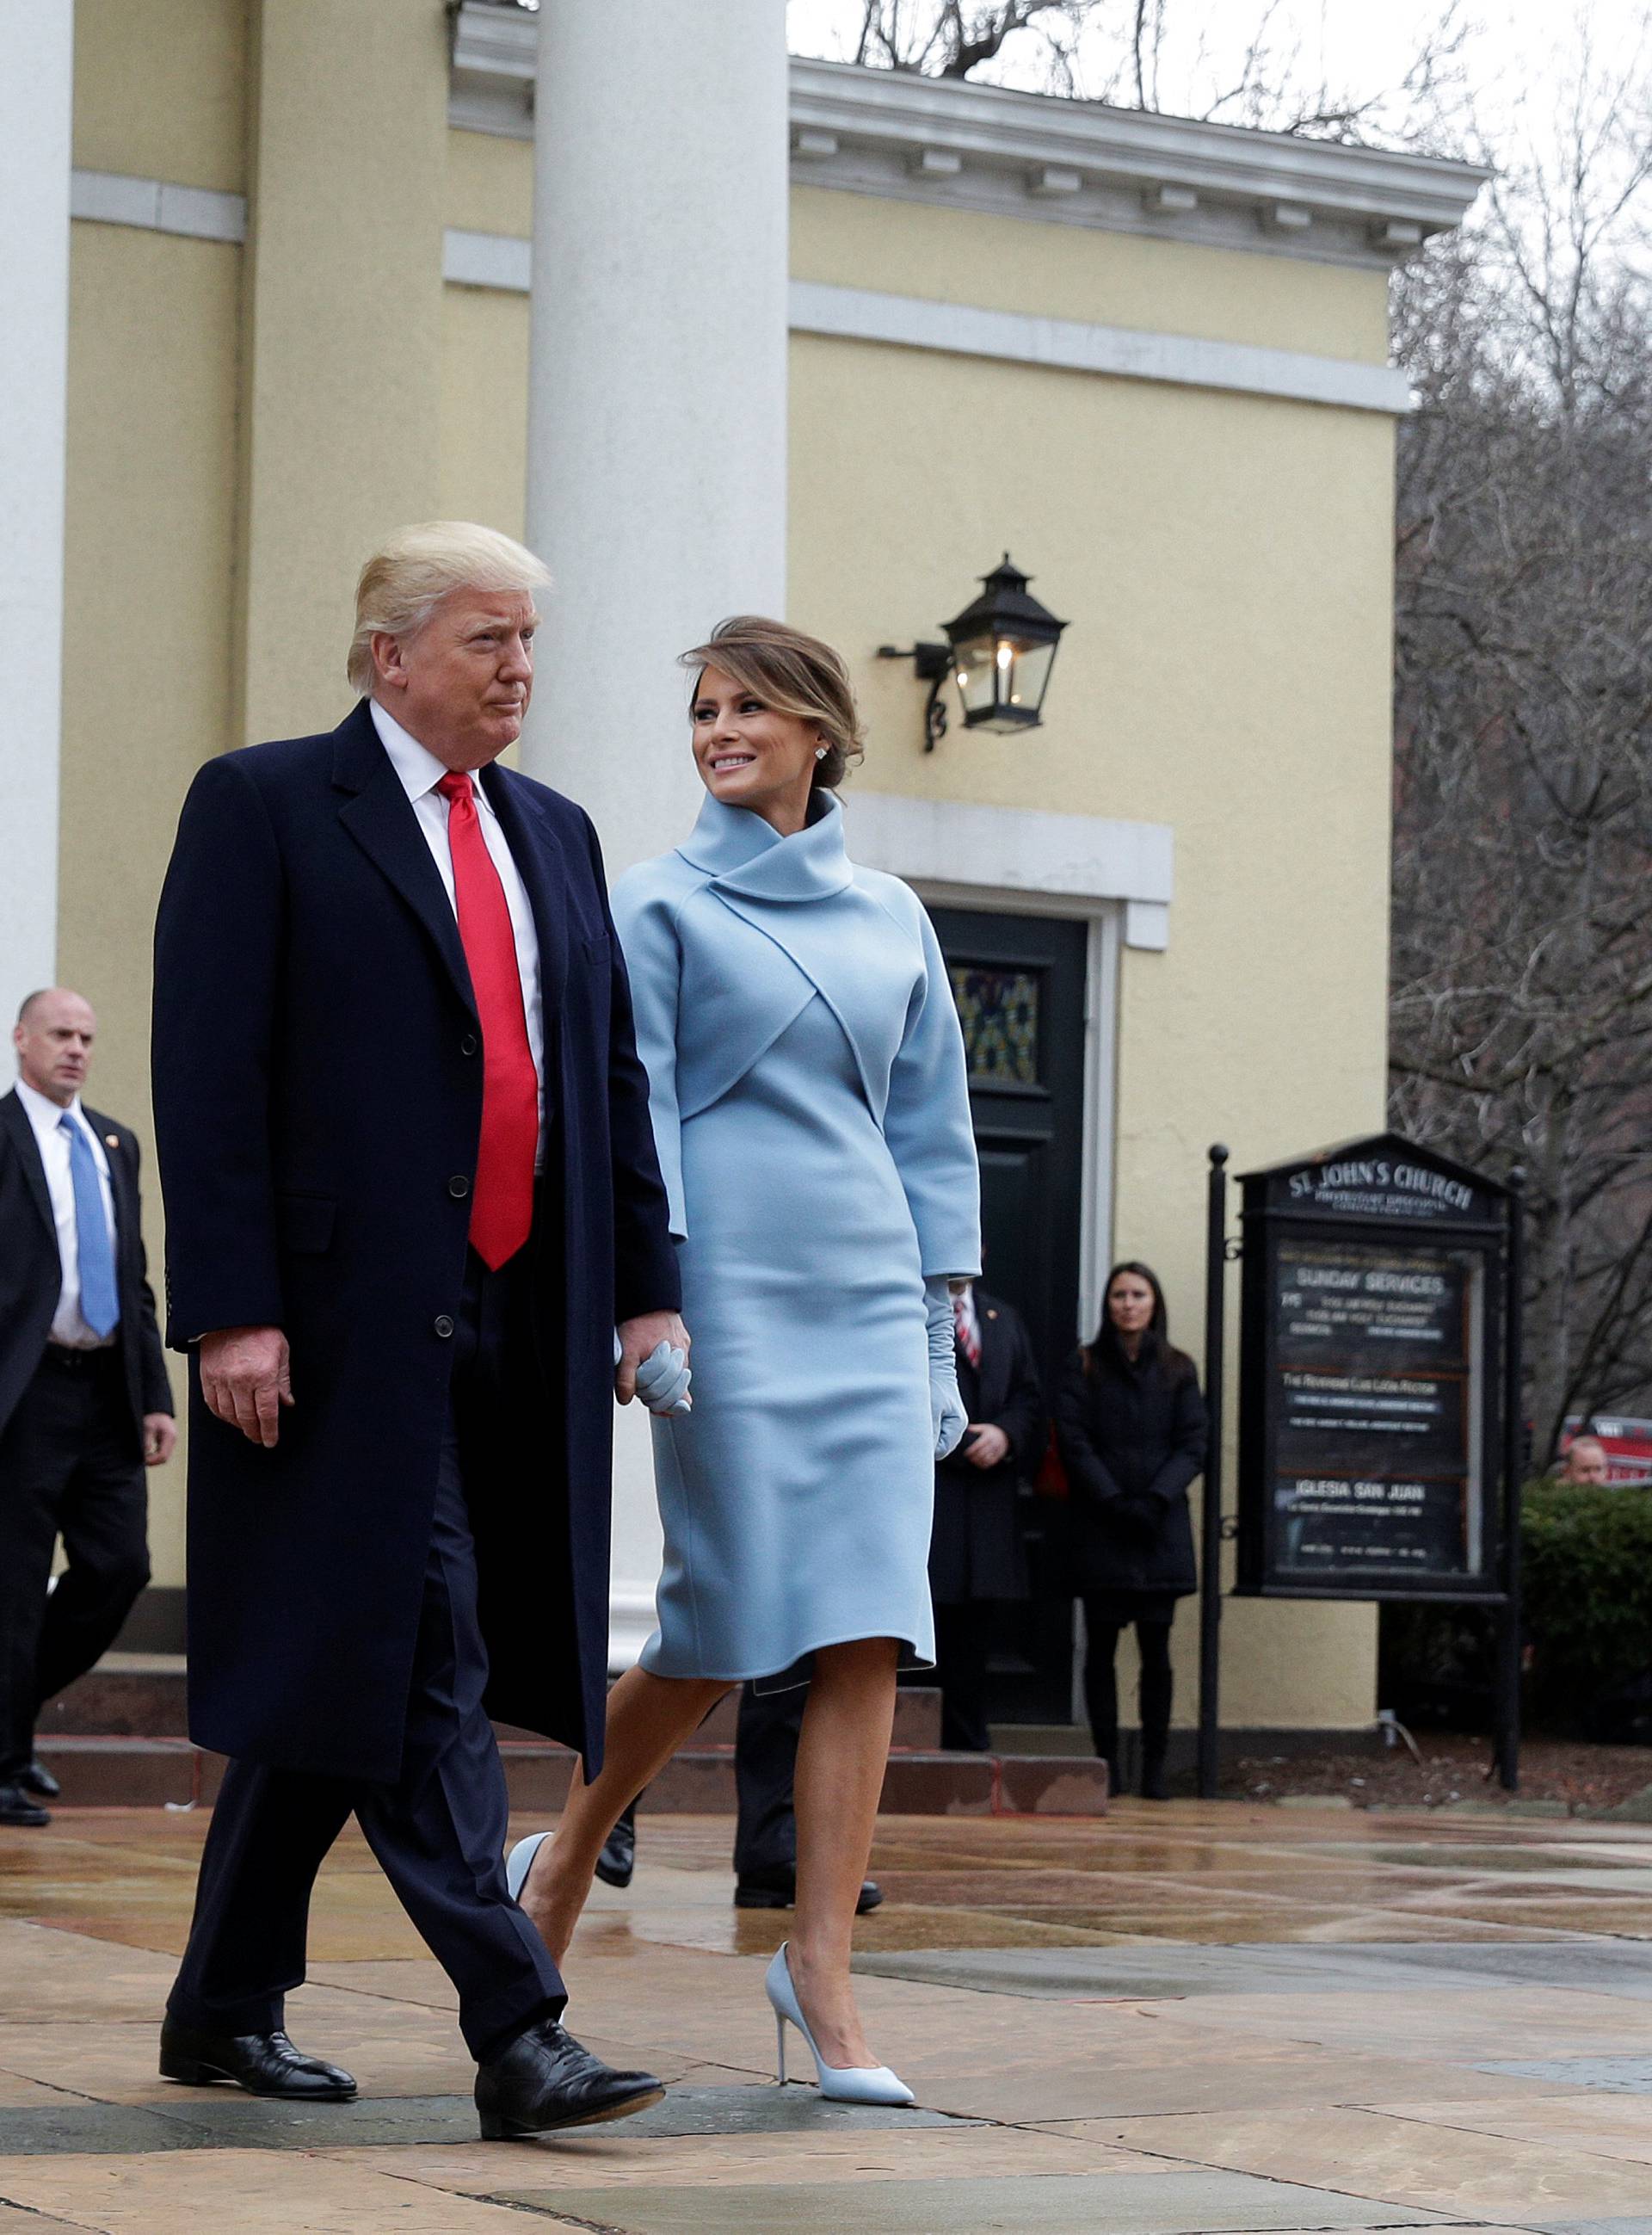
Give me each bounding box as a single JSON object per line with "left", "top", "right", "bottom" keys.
{"left": 167, "top": 1256, "right": 564, "bottom": 2063}
{"left": 1082, "top": 1603, "right": 1174, "bottom": 1775}
{"left": 731, "top": 1681, "right": 805, "bottom": 1878}
{"left": 0, "top": 1348, "right": 150, "bottom": 1781}
{"left": 933, "top": 1602, "right": 995, "bottom": 1754}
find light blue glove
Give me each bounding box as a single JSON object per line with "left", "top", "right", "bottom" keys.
{"left": 925, "top": 1276, "right": 967, "bottom": 1460}
{"left": 634, "top": 1338, "right": 693, "bottom": 1417}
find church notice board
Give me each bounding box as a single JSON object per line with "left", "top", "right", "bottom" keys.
{"left": 1235, "top": 1134, "right": 1511, "bottom": 1602}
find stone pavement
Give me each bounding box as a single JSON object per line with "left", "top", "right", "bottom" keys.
{"left": 7, "top": 1800, "right": 1652, "bottom": 2231}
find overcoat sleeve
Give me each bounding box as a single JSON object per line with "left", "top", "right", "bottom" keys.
{"left": 584, "top": 821, "right": 682, "bottom": 1319}
{"left": 996, "top": 1310, "right": 1046, "bottom": 1480}
{"left": 607, "top": 869, "right": 687, "bottom": 1246}
{"left": 1054, "top": 1349, "right": 1129, "bottom": 1508}
{"left": 1141, "top": 1370, "right": 1209, "bottom": 1506}
{"left": 883, "top": 900, "right": 981, "bottom": 1279}
{"left": 127, "top": 1137, "right": 175, "bottom": 1416}
{"left": 151, "top": 754, "right": 287, "bottom": 1349}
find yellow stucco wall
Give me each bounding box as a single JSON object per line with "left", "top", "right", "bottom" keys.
{"left": 72, "top": 0, "right": 248, "bottom": 194}
{"left": 57, "top": 33, "right": 1402, "bottom": 1720}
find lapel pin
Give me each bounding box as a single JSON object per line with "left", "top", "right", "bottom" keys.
{"left": 106, "top": 1133, "right": 120, "bottom": 1149}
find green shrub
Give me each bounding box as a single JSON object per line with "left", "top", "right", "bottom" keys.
{"left": 1523, "top": 1482, "right": 1652, "bottom": 1719}
{"left": 1380, "top": 1482, "right": 1652, "bottom": 1736}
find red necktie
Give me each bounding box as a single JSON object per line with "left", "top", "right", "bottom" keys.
{"left": 955, "top": 1293, "right": 982, "bottom": 1369}
{"left": 438, "top": 771, "right": 537, "bottom": 1268}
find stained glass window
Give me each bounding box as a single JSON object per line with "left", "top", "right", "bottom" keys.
{"left": 948, "top": 965, "right": 1039, "bottom": 1087}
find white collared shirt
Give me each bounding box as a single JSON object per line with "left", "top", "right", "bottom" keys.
{"left": 15, "top": 1076, "right": 119, "bottom": 1349}
{"left": 369, "top": 700, "right": 546, "bottom": 1154}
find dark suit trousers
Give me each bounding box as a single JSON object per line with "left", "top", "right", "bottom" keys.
{"left": 731, "top": 1681, "right": 804, "bottom": 1879}
{"left": 167, "top": 1255, "right": 564, "bottom": 2063}
{"left": 0, "top": 1348, "right": 150, "bottom": 1781}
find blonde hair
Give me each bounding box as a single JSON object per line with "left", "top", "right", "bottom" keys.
{"left": 679, "top": 616, "right": 866, "bottom": 790}
{"left": 347, "top": 522, "right": 551, "bottom": 695}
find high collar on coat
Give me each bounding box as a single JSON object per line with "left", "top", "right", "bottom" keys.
{"left": 675, "top": 787, "right": 854, "bottom": 904}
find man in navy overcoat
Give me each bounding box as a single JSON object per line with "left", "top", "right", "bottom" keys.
{"left": 151, "top": 522, "right": 687, "bottom": 2139}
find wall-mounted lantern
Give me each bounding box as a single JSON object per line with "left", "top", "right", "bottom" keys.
{"left": 879, "top": 555, "right": 1068, "bottom": 752}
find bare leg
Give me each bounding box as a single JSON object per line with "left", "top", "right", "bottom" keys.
{"left": 786, "top": 1637, "right": 899, "bottom": 2071}
{"left": 521, "top": 1664, "right": 730, "bottom": 1962}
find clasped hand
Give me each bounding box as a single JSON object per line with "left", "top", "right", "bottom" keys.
{"left": 615, "top": 1312, "right": 693, "bottom": 1417}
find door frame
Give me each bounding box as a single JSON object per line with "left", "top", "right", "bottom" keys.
{"left": 910, "top": 880, "right": 1120, "bottom": 1349}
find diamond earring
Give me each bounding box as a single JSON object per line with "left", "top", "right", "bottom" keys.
{"left": 815, "top": 746, "right": 828, "bottom": 761}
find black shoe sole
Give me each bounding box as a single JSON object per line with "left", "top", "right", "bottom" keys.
{"left": 733, "top": 1885, "right": 792, "bottom": 1910}
{"left": 479, "top": 2081, "right": 664, "bottom": 2139}
{"left": 158, "top": 2053, "right": 356, "bottom": 2101}
{"left": 593, "top": 1861, "right": 634, "bottom": 1889}
{"left": 0, "top": 1812, "right": 50, "bottom": 1829}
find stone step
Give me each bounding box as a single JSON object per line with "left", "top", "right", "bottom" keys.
{"left": 34, "top": 1735, "right": 1106, "bottom": 1817}
{"left": 40, "top": 1658, "right": 946, "bottom": 1751}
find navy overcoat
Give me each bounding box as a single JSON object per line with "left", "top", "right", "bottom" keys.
{"left": 151, "top": 701, "right": 679, "bottom": 1781}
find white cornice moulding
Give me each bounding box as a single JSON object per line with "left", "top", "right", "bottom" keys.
{"left": 449, "top": 3, "right": 1487, "bottom": 269}
{"left": 845, "top": 792, "right": 1174, "bottom": 947}
{"left": 789, "top": 280, "right": 1411, "bottom": 414}
{"left": 442, "top": 232, "right": 1410, "bottom": 416}
{"left": 70, "top": 170, "right": 246, "bottom": 244}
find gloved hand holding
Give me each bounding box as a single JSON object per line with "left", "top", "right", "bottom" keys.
{"left": 924, "top": 1275, "right": 968, "bottom": 1460}
{"left": 634, "top": 1340, "right": 693, "bottom": 1417}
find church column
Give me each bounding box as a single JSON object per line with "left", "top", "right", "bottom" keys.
{"left": 521, "top": 0, "right": 790, "bottom": 868}
{"left": 0, "top": 0, "right": 74, "bottom": 1021}
{"left": 521, "top": 2, "right": 790, "bottom": 1664}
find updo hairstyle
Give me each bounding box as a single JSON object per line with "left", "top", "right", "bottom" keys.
{"left": 679, "top": 615, "right": 866, "bottom": 790}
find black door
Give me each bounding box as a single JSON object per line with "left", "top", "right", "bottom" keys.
{"left": 930, "top": 906, "right": 1089, "bottom": 1724}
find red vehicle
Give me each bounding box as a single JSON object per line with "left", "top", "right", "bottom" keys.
{"left": 1559, "top": 1416, "right": 1652, "bottom": 1485}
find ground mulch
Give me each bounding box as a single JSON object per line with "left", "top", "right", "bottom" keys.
{"left": 1220, "top": 1732, "right": 1652, "bottom": 1815}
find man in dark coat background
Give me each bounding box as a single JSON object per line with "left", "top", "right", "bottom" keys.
{"left": 0, "top": 988, "right": 174, "bottom": 1826}
{"left": 151, "top": 522, "right": 687, "bottom": 2139}
{"left": 929, "top": 1284, "right": 1045, "bottom": 1752}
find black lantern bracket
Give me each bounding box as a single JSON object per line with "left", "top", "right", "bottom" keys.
{"left": 876, "top": 639, "right": 952, "bottom": 751}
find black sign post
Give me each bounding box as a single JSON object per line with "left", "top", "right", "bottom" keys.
{"left": 1197, "top": 1134, "right": 1520, "bottom": 1798}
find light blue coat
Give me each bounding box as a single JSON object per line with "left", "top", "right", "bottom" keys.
{"left": 612, "top": 789, "right": 981, "bottom": 1682}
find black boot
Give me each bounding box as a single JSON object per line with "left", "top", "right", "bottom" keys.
{"left": 1139, "top": 1645, "right": 1173, "bottom": 1801}
{"left": 595, "top": 1800, "right": 637, "bottom": 1888}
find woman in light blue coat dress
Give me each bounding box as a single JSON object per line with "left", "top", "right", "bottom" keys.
{"left": 514, "top": 618, "right": 979, "bottom": 2102}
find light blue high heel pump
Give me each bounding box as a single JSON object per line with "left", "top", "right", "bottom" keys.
{"left": 764, "top": 1942, "right": 914, "bottom": 2107}
{"left": 505, "top": 1831, "right": 549, "bottom": 1903}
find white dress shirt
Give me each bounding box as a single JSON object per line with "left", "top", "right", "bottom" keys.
{"left": 369, "top": 700, "right": 546, "bottom": 1156}
{"left": 15, "top": 1075, "right": 119, "bottom": 1349}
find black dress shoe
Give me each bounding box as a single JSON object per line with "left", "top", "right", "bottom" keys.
{"left": 595, "top": 1807, "right": 636, "bottom": 1889}
{"left": 158, "top": 2021, "right": 357, "bottom": 2100}
{"left": 474, "top": 2017, "right": 663, "bottom": 2139}
{"left": 0, "top": 1784, "right": 50, "bottom": 1828}
{"left": 17, "top": 1760, "right": 61, "bottom": 1800}
{"left": 734, "top": 1868, "right": 884, "bottom": 1915}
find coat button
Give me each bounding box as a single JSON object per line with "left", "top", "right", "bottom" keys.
{"left": 460, "top": 1033, "right": 478, "bottom": 1056}
{"left": 448, "top": 1175, "right": 471, "bottom": 1199}
{"left": 434, "top": 1314, "right": 455, "bottom": 1339}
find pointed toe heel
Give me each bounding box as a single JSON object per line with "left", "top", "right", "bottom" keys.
{"left": 763, "top": 1942, "right": 915, "bottom": 2108}
{"left": 505, "top": 1831, "right": 549, "bottom": 1904}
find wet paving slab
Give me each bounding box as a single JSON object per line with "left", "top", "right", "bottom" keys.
{"left": 8, "top": 1801, "right": 1652, "bottom": 2230}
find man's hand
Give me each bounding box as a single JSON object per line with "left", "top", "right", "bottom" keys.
{"left": 615, "top": 1312, "right": 690, "bottom": 1405}
{"left": 199, "top": 1326, "right": 293, "bottom": 1448}
{"left": 142, "top": 1413, "right": 177, "bottom": 1466}
{"left": 964, "top": 1422, "right": 1011, "bottom": 1470}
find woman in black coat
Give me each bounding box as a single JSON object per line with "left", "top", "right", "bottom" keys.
{"left": 1054, "top": 1262, "right": 1207, "bottom": 1800}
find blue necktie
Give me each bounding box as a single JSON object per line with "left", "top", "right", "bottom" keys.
{"left": 59, "top": 1114, "right": 120, "bottom": 1339}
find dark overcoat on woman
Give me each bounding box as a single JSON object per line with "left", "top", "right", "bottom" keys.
{"left": 1054, "top": 1337, "right": 1208, "bottom": 1606}
{"left": 151, "top": 701, "right": 680, "bottom": 1784}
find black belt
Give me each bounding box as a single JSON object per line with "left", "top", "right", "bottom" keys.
{"left": 40, "top": 1343, "right": 121, "bottom": 1374}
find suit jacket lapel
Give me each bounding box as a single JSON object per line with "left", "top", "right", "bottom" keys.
{"left": 0, "top": 1090, "right": 54, "bottom": 1245}
{"left": 89, "top": 1109, "right": 138, "bottom": 1286}
{"left": 482, "top": 764, "right": 570, "bottom": 1016}
{"left": 333, "top": 704, "right": 478, "bottom": 1021}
